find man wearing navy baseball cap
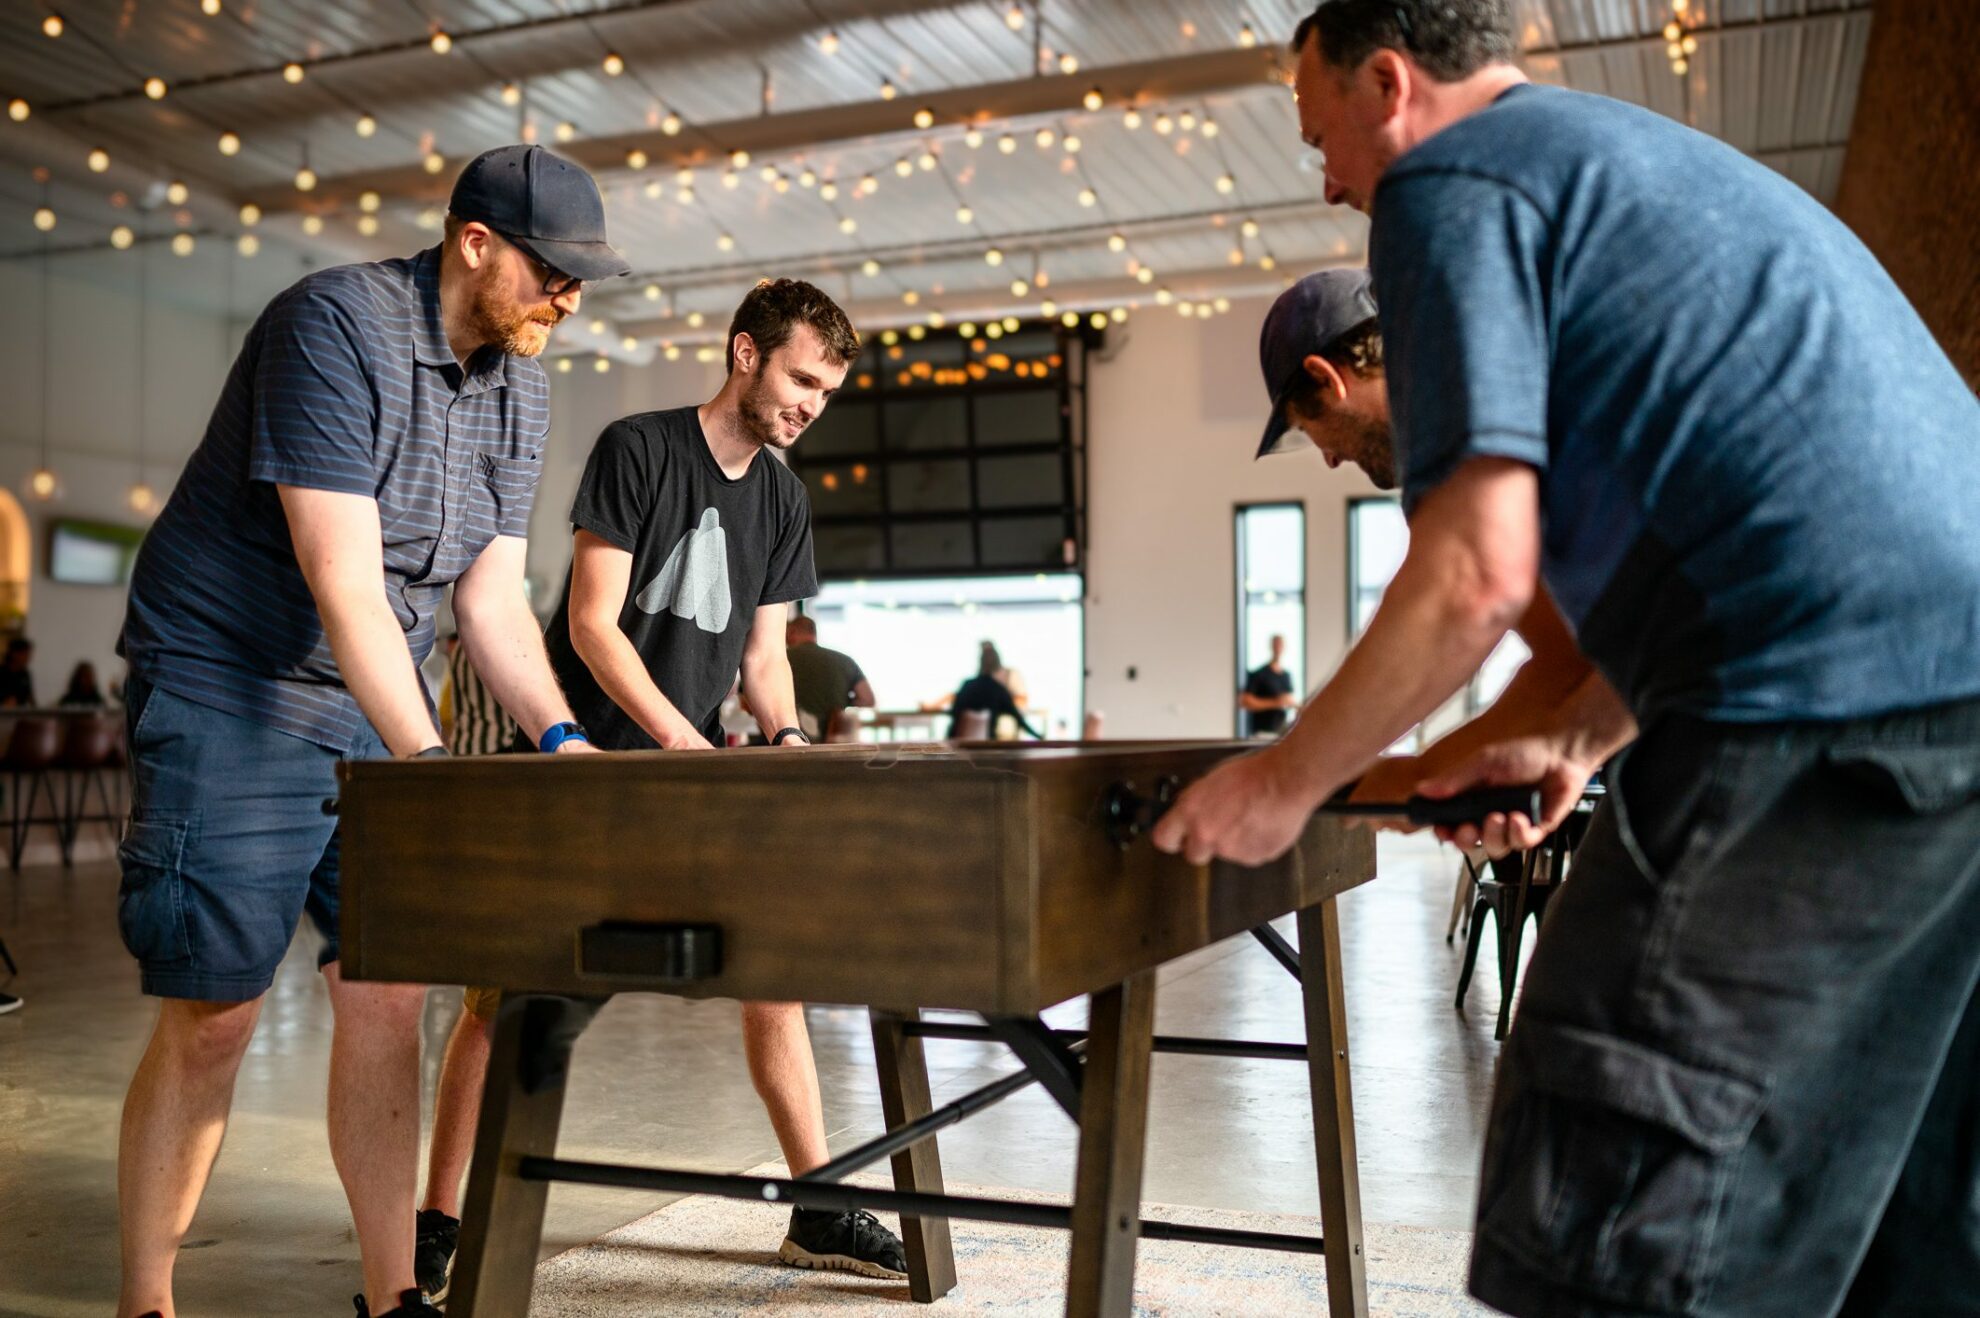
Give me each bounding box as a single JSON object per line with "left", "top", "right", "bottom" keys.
{"left": 113, "top": 145, "right": 621, "bottom": 1318}
{"left": 1255, "top": 268, "right": 1390, "bottom": 480}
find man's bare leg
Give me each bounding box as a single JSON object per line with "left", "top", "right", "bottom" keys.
{"left": 118, "top": 997, "right": 264, "bottom": 1318}
{"left": 324, "top": 963, "right": 426, "bottom": 1313}
{"left": 740, "top": 1000, "right": 830, "bottom": 1174}
{"left": 421, "top": 1006, "right": 493, "bottom": 1217}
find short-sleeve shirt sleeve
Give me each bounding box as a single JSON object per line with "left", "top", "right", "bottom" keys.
{"left": 247, "top": 291, "right": 379, "bottom": 495}
{"left": 760, "top": 480, "right": 818, "bottom": 607}
{"left": 569, "top": 418, "right": 654, "bottom": 553}
{"left": 1370, "top": 171, "right": 1554, "bottom": 513}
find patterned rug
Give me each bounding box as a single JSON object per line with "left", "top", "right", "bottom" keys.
{"left": 532, "top": 1164, "right": 1494, "bottom": 1316}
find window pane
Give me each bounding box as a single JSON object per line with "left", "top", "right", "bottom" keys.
{"left": 1235, "top": 503, "right": 1306, "bottom": 738}
{"left": 889, "top": 520, "right": 975, "bottom": 570}
{"left": 887, "top": 459, "right": 971, "bottom": 513}
{"left": 883, "top": 396, "right": 968, "bottom": 451}
{"left": 973, "top": 391, "right": 1061, "bottom": 447}
{"left": 979, "top": 514, "right": 1068, "bottom": 569}
{"left": 813, "top": 524, "right": 886, "bottom": 575}
{"left": 802, "top": 463, "right": 883, "bottom": 515}
{"left": 802, "top": 399, "right": 879, "bottom": 457}
{"left": 977, "top": 452, "right": 1064, "bottom": 509}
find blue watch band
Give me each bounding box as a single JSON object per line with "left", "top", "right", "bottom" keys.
{"left": 538, "top": 721, "right": 589, "bottom": 753}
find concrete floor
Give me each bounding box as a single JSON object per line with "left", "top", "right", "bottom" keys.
{"left": 0, "top": 831, "right": 1511, "bottom": 1316}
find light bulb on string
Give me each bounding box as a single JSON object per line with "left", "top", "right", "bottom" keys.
{"left": 501, "top": 83, "right": 522, "bottom": 106}
{"left": 601, "top": 52, "right": 624, "bottom": 76}
{"left": 282, "top": 62, "right": 305, "bottom": 84}
{"left": 218, "top": 131, "right": 241, "bottom": 155}
{"left": 144, "top": 77, "right": 168, "bottom": 100}
{"left": 820, "top": 30, "right": 840, "bottom": 55}
{"left": 430, "top": 30, "right": 452, "bottom": 54}
{"left": 356, "top": 113, "right": 376, "bottom": 137}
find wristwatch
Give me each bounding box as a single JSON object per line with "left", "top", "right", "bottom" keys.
{"left": 772, "top": 726, "right": 810, "bottom": 746}
{"left": 538, "top": 721, "right": 591, "bottom": 753}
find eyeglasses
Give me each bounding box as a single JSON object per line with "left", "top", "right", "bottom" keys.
{"left": 498, "top": 233, "right": 584, "bottom": 297}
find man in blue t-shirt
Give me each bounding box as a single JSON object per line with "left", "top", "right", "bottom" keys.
{"left": 1156, "top": 3, "right": 1980, "bottom": 1314}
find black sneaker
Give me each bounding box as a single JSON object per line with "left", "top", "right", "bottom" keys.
{"left": 353, "top": 1288, "right": 438, "bottom": 1317}
{"left": 0, "top": 991, "right": 21, "bottom": 1016}
{"left": 778, "top": 1206, "right": 908, "bottom": 1280}
{"left": 414, "top": 1208, "right": 460, "bottom": 1303}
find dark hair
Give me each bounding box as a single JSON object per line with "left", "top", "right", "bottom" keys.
{"left": 978, "top": 641, "right": 1003, "bottom": 679}
{"left": 726, "top": 278, "right": 860, "bottom": 375}
{"left": 1283, "top": 316, "right": 1384, "bottom": 423}
{"left": 788, "top": 614, "right": 818, "bottom": 638}
{"left": 5, "top": 638, "right": 31, "bottom": 658}
{"left": 1291, "top": 1, "right": 1517, "bottom": 82}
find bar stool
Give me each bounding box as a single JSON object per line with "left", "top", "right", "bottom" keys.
{"left": 58, "top": 714, "right": 122, "bottom": 863}
{"left": 1, "top": 718, "right": 65, "bottom": 870}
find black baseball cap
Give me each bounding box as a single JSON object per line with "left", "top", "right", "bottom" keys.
{"left": 1256, "top": 268, "right": 1379, "bottom": 458}
{"left": 448, "top": 144, "right": 630, "bottom": 282}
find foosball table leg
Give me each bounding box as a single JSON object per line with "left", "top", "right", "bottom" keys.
{"left": 449, "top": 993, "right": 600, "bottom": 1318}
{"left": 870, "top": 1008, "right": 958, "bottom": 1302}
{"left": 1065, "top": 970, "right": 1157, "bottom": 1318}
{"left": 1298, "top": 900, "right": 1369, "bottom": 1317}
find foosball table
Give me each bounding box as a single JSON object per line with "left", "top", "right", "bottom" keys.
{"left": 336, "top": 741, "right": 1509, "bottom": 1316}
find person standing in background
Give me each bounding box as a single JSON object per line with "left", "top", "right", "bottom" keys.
{"left": 0, "top": 638, "right": 37, "bottom": 708}
{"left": 1240, "top": 634, "right": 1299, "bottom": 737}
{"left": 784, "top": 614, "right": 873, "bottom": 740}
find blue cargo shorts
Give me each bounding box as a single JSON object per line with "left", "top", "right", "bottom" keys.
{"left": 117, "top": 673, "right": 387, "bottom": 1001}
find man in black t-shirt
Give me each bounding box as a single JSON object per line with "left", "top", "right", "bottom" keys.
{"left": 1240, "top": 633, "right": 1299, "bottom": 736}
{"left": 784, "top": 614, "right": 873, "bottom": 740}
{"left": 425, "top": 280, "right": 907, "bottom": 1286}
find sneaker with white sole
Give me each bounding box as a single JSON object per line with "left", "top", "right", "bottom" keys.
{"left": 778, "top": 1207, "right": 908, "bottom": 1280}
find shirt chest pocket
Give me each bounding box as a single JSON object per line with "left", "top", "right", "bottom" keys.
{"left": 474, "top": 452, "right": 539, "bottom": 538}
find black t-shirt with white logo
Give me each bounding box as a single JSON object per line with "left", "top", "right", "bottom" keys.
{"left": 543, "top": 406, "right": 817, "bottom": 749}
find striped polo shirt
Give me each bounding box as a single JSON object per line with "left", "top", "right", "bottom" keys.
{"left": 120, "top": 247, "right": 550, "bottom": 752}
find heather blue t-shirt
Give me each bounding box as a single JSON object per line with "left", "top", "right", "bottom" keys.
{"left": 1370, "top": 83, "right": 1980, "bottom": 723}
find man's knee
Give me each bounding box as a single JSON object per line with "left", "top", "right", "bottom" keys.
{"left": 155, "top": 997, "right": 262, "bottom": 1071}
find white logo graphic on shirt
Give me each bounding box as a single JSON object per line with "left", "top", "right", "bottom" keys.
{"left": 635, "top": 507, "right": 731, "bottom": 633}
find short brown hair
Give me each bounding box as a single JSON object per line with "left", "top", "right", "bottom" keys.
{"left": 1284, "top": 317, "right": 1384, "bottom": 422}
{"left": 726, "top": 278, "right": 860, "bottom": 374}
{"left": 1292, "top": 1, "right": 1516, "bottom": 83}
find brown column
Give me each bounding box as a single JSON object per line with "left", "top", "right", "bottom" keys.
{"left": 1833, "top": 1, "right": 1980, "bottom": 386}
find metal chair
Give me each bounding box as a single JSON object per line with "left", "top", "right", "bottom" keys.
{"left": 58, "top": 714, "right": 123, "bottom": 862}
{"left": 1, "top": 718, "right": 65, "bottom": 870}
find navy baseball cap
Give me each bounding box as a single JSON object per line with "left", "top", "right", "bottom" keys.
{"left": 449, "top": 144, "right": 630, "bottom": 282}
{"left": 1255, "top": 268, "right": 1379, "bottom": 458}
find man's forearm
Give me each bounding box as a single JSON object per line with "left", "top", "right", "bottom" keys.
{"left": 742, "top": 654, "right": 800, "bottom": 736}
{"left": 572, "top": 622, "right": 705, "bottom": 747}
{"left": 316, "top": 592, "right": 441, "bottom": 756}
{"left": 456, "top": 594, "right": 577, "bottom": 745}
{"left": 1553, "top": 668, "right": 1638, "bottom": 766}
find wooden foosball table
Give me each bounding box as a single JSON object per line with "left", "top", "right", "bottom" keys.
{"left": 336, "top": 741, "right": 1425, "bottom": 1316}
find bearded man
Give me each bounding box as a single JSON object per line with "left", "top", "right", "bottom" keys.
{"left": 113, "top": 145, "right": 623, "bottom": 1318}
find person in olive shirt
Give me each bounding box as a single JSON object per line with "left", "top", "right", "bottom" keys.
{"left": 785, "top": 614, "right": 873, "bottom": 740}
{"left": 1241, "top": 633, "right": 1298, "bottom": 736}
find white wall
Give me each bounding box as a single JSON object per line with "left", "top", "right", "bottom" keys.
{"left": 0, "top": 251, "right": 241, "bottom": 699}
{"left": 1083, "top": 296, "right": 1382, "bottom": 738}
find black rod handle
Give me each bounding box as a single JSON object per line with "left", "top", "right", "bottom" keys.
{"left": 1323, "top": 785, "right": 1543, "bottom": 828}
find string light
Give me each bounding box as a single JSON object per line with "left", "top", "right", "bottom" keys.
{"left": 1155, "top": 286, "right": 1173, "bottom": 305}
{"left": 500, "top": 83, "right": 522, "bottom": 106}
{"left": 110, "top": 224, "right": 134, "bottom": 249}
{"left": 914, "top": 107, "right": 935, "bottom": 129}
{"left": 645, "top": 178, "right": 663, "bottom": 198}
{"left": 965, "top": 127, "right": 984, "bottom": 148}
{"left": 839, "top": 216, "right": 857, "bottom": 234}
{"left": 1123, "top": 107, "right": 1142, "bottom": 130}
{"left": 601, "top": 52, "right": 624, "bottom": 76}
{"left": 722, "top": 169, "right": 740, "bottom": 189}
{"left": 358, "top": 191, "right": 380, "bottom": 213}
{"left": 894, "top": 156, "right": 913, "bottom": 178}
{"left": 594, "top": 356, "right": 610, "bottom": 372}
{"left": 87, "top": 148, "right": 110, "bottom": 173}
{"left": 956, "top": 205, "right": 974, "bottom": 224}
{"left": 645, "top": 283, "right": 662, "bottom": 300}
{"left": 7, "top": 99, "right": 28, "bottom": 122}
{"left": 799, "top": 167, "right": 817, "bottom": 188}
{"left": 819, "top": 180, "right": 839, "bottom": 200}
{"left": 879, "top": 79, "right": 898, "bottom": 100}
{"left": 1063, "top": 134, "right": 1082, "bottom": 153}
{"left": 201, "top": 0, "right": 221, "bottom": 12}
{"left": 1239, "top": 22, "right": 1257, "bottom": 48}
{"left": 1202, "top": 117, "right": 1220, "bottom": 138}
{"left": 1110, "top": 306, "right": 1127, "bottom": 324}
{"left": 430, "top": 30, "right": 452, "bottom": 54}
{"left": 1107, "top": 232, "right": 1126, "bottom": 252}
{"left": 302, "top": 215, "right": 324, "bottom": 236}
{"left": 662, "top": 111, "right": 682, "bottom": 135}
{"left": 1135, "top": 267, "right": 1155, "bottom": 284}
{"left": 556, "top": 122, "right": 577, "bottom": 143}
{"left": 861, "top": 258, "right": 881, "bottom": 276}
{"left": 1035, "top": 127, "right": 1056, "bottom": 149}
{"left": 687, "top": 311, "right": 706, "bottom": 327}
{"left": 239, "top": 202, "right": 261, "bottom": 225}
{"left": 819, "top": 30, "right": 840, "bottom": 55}
{"left": 1179, "top": 110, "right": 1198, "bottom": 132}
{"left": 295, "top": 165, "right": 318, "bottom": 191}
{"left": 731, "top": 149, "right": 751, "bottom": 168}
{"left": 1058, "top": 53, "right": 1078, "bottom": 74}
{"left": 130, "top": 483, "right": 155, "bottom": 512}
{"left": 717, "top": 232, "right": 736, "bottom": 250}
{"left": 42, "top": 15, "right": 63, "bottom": 37}
{"left": 283, "top": 62, "right": 305, "bottom": 84}
{"left": 998, "top": 133, "right": 1017, "bottom": 154}
{"left": 218, "top": 131, "right": 241, "bottom": 155}
{"left": 1041, "top": 299, "right": 1058, "bottom": 317}
{"left": 144, "top": 77, "right": 168, "bottom": 100}
{"left": 1005, "top": 4, "right": 1025, "bottom": 30}
{"left": 1154, "top": 113, "right": 1174, "bottom": 135}
{"left": 356, "top": 113, "right": 377, "bottom": 137}
{"left": 556, "top": 357, "right": 573, "bottom": 373}
{"left": 984, "top": 247, "right": 1004, "bottom": 266}
{"left": 917, "top": 151, "right": 936, "bottom": 171}
{"left": 1241, "top": 217, "right": 1260, "bottom": 238}
{"left": 1077, "top": 187, "right": 1097, "bottom": 207}
{"left": 1082, "top": 87, "right": 1104, "bottom": 112}
{"left": 423, "top": 151, "right": 445, "bottom": 174}
{"left": 32, "top": 207, "right": 55, "bottom": 232}
{"left": 903, "top": 290, "right": 920, "bottom": 306}
{"left": 626, "top": 149, "right": 650, "bottom": 170}
{"left": 237, "top": 233, "right": 260, "bottom": 256}
{"left": 1010, "top": 278, "right": 1029, "bottom": 297}
{"left": 171, "top": 232, "right": 194, "bottom": 256}
{"left": 1216, "top": 172, "right": 1236, "bottom": 194}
